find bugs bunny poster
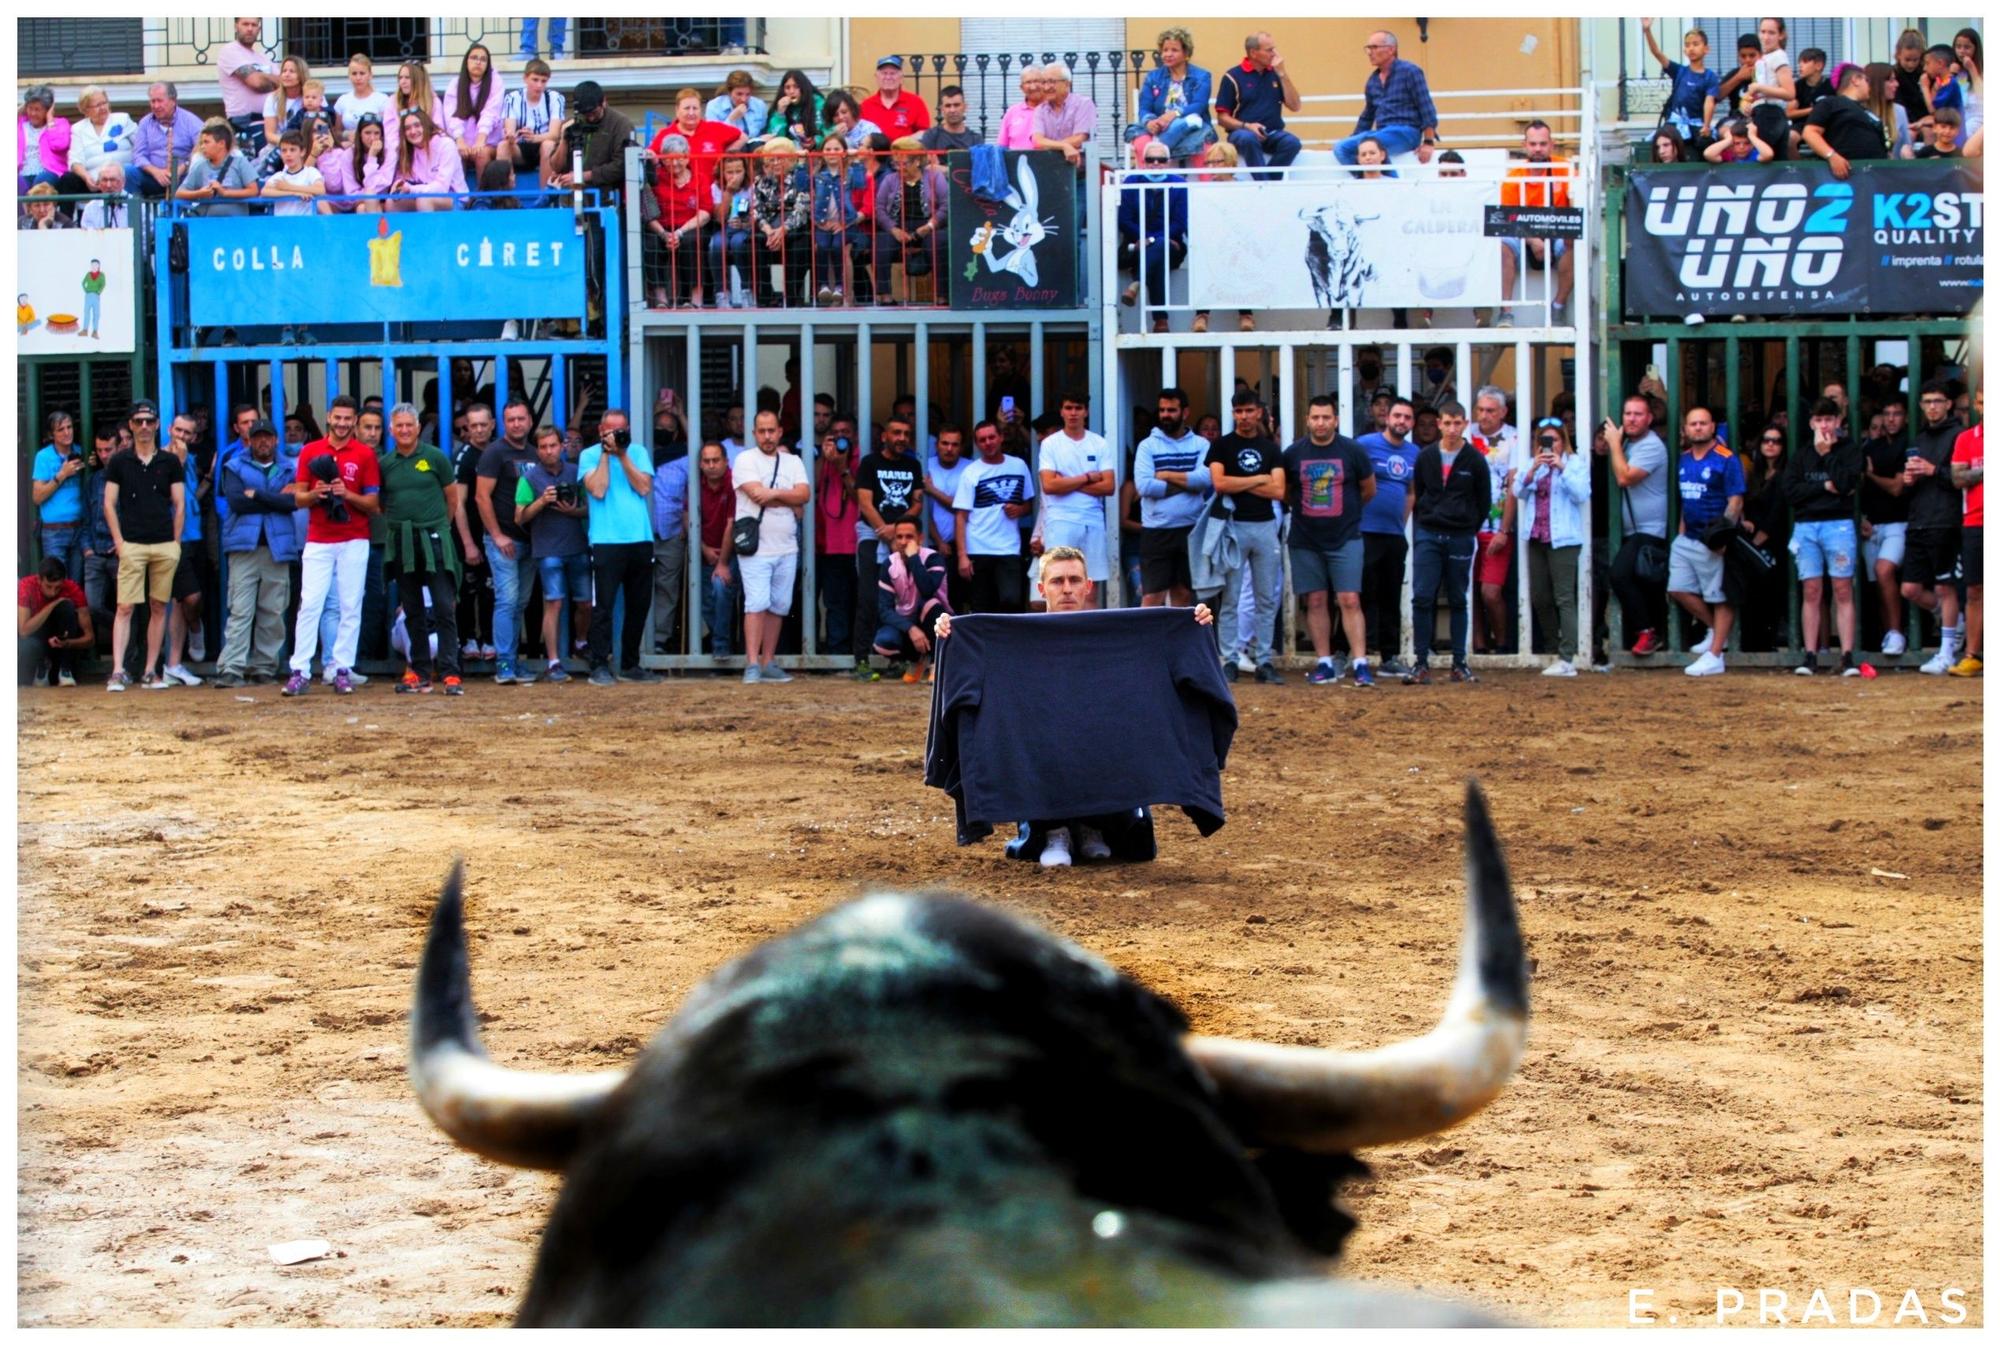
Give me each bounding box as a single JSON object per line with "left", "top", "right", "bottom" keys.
{"left": 948, "top": 151, "right": 1078, "bottom": 309}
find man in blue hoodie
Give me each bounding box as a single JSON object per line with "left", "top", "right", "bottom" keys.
{"left": 1131, "top": 387, "right": 1213, "bottom": 609}
{"left": 212, "top": 419, "right": 302, "bottom": 687}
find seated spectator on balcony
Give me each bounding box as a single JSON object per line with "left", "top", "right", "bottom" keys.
{"left": 643, "top": 134, "right": 709, "bottom": 308}
{"left": 22, "top": 183, "right": 72, "bottom": 230}
{"left": 68, "top": 87, "right": 135, "bottom": 189}
{"left": 320, "top": 111, "right": 385, "bottom": 212}
{"left": 1648, "top": 126, "right": 1691, "bottom": 164}
{"left": 1641, "top": 19, "right": 1718, "bottom": 145}
{"left": 1128, "top": 27, "right": 1214, "bottom": 164}
{"left": 260, "top": 56, "right": 310, "bottom": 152}
{"left": 444, "top": 42, "right": 507, "bottom": 184}
{"left": 1117, "top": 144, "right": 1186, "bottom": 332}
{"left": 366, "top": 109, "right": 466, "bottom": 210}
{"left": 998, "top": 66, "right": 1047, "bottom": 151}
{"left": 1514, "top": 417, "right": 1589, "bottom": 677}
{"left": 862, "top": 55, "right": 932, "bottom": 141}
{"left": 1033, "top": 66, "right": 1097, "bottom": 168}
{"left": 1348, "top": 135, "right": 1397, "bottom": 179}
{"left": 767, "top": 70, "right": 824, "bottom": 146}
{"left": 1335, "top": 30, "right": 1436, "bottom": 167}
{"left": 811, "top": 133, "right": 866, "bottom": 305}
{"left": 335, "top": 55, "right": 392, "bottom": 142}
{"left": 1801, "top": 64, "right": 1890, "bottom": 178}
{"left": 1859, "top": 62, "right": 1914, "bottom": 158}
{"left": 706, "top": 152, "right": 756, "bottom": 305}
{"left": 1218, "top": 31, "right": 1302, "bottom": 177}
{"left": 474, "top": 156, "right": 519, "bottom": 211}
{"left": 77, "top": 163, "right": 130, "bottom": 227}
{"left": 502, "top": 59, "right": 566, "bottom": 188}
{"left": 18, "top": 557, "right": 93, "bottom": 688}
{"left": 1701, "top": 116, "right": 1775, "bottom": 164}
{"left": 132, "top": 83, "right": 203, "bottom": 200}
{"left": 394, "top": 61, "right": 447, "bottom": 134}
{"left": 874, "top": 138, "right": 948, "bottom": 300}
{"left": 920, "top": 86, "right": 982, "bottom": 156}
{"left": 1908, "top": 106, "right": 1966, "bottom": 158}
{"left": 18, "top": 86, "right": 71, "bottom": 193}
{"left": 748, "top": 138, "right": 812, "bottom": 305}
{"left": 1717, "top": 32, "right": 1761, "bottom": 125}
{"left": 548, "top": 81, "right": 635, "bottom": 195}
{"left": 823, "top": 90, "right": 883, "bottom": 151}
{"left": 651, "top": 86, "right": 745, "bottom": 202}
{"left": 1496, "top": 121, "right": 1574, "bottom": 327}
{"left": 707, "top": 71, "right": 768, "bottom": 144}
{"left": 262, "top": 131, "right": 326, "bottom": 217}
{"left": 175, "top": 124, "right": 259, "bottom": 216}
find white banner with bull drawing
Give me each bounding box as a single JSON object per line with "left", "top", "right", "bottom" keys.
{"left": 1186, "top": 179, "right": 1503, "bottom": 313}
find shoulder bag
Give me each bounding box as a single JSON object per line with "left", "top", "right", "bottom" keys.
{"left": 731, "top": 452, "right": 783, "bottom": 557}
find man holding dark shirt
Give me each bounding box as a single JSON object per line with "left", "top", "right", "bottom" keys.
{"left": 1283, "top": 395, "right": 1376, "bottom": 686}
{"left": 1405, "top": 400, "right": 1490, "bottom": 684}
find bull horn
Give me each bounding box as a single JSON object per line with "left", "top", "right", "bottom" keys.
{"left": 1185, "top": 781, "right": 1528, "bottom": 1152}
{"left": 409, "top": 862, "right": 627, "bottom": 1171}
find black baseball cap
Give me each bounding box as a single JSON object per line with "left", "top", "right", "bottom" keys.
{"left": 248, "top": 418, "right": 278, "bottom": 437}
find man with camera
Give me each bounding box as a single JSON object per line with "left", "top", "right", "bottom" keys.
{"left": 517, "top": 425, "right": 592, "bottom": 682}
{"left": 579, "top": 408, "right": 664, "bottom": 687}
{"left": 548, "top": 80, "right": 634, "bottom": 192}
{"left": 281, "top": 395, "right": 380, "bottom": 696}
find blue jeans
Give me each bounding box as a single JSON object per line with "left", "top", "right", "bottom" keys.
{"left": 1217, "top": 517, "right": 1282, "bottom": 666}
{"left": 1333, "top": 125, "right": 1424, "bottom": 165}
{"left": 703, "top": 557, "right": 739, "bottom": 658}
{"left": 1411, "top": 527, "right": 1477, "bottom": 667}
{"left": 81, "top": 291, "right": 101, "bottom": 336}
{"left": 1228, "top": 127, "right": 1301, "bottom": 177}
{"left": 519, "top": 17, "right": 566, "bottom": 55}
{"left": 483, "top": 535, "right": 536, "bottom": 668}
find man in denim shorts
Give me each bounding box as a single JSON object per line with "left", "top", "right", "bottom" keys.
{"left": 1785, "top": 398, "right": 1862, "bottom": 675}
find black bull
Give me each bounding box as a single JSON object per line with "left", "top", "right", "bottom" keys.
{"left": 410, "top": 783, "right": 1528, "bottom": 1326}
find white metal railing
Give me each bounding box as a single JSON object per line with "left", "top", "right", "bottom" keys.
{"left": 1130, "top": 85, "right": 1592, "bottom": 154}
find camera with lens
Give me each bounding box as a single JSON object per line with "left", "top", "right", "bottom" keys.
{"left": 554, "top": 482, "right": 579, "bottom": 508}
{"left": 607, "top": 427, "right": 633, "bottom": 452}
{"left": 307, "top": 453, "right": 350, "bottom": 523}
{"left": 563, "top": 118, "right": 598, "bottom": 155}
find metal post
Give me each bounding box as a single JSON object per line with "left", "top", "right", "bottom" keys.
{"left": 1513, "top": 336, "right": 1534, "bottom": 666}
{"left": 971, "top": 324, "right": 987, "bottom": 427}
{"left": 800, "top": 321, "right": 819, "bottom": 662}
{"left": 686, "top": 327, "right": 706, "bottom": 664}
{"left": 1276, "top": 342, "right": 1295, "bottom": 661}
{"left": 1784, "top": 331, "right": 1802, "bottom": 655}
{"left": 1663, "top": 335, "right": 1682, "bottom": 653}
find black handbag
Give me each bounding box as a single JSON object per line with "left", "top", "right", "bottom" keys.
{"left": 1623, "top": 494, "right": 1669, "bottom": 583}
{"left": 730, "top": 452, "right": 783, "bottom": 557}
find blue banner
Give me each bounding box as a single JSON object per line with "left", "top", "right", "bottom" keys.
{"left": 185, "top": 210, "right": 588, "bottom": 325}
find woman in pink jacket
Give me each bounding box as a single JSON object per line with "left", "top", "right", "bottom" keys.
{"left": 366, "top": 108, "right": 466, "bottom": 211}
{"left": 18, "top": 84, "right": 72, "bottom": 193}
{"left": 442, "top": 42, "right": 507, "bottom": 185}
{"left": 322, "top": 111, "right": 388, "bottom": 212}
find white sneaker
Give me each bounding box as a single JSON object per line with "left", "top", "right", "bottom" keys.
{"left": 163, "top": 664, "right": 203, "bottom": 687}
{"left": 187, "top": 627, "right": 205, "bottom": 661}
{"left": 1684, "top": 651, "right": 1726, "bottom": 677}
{"left": 1589, "top": 660, "right": 1613, "bottom": 674}
{"left": 1235, "top": 652, "right": 1257, "bottom": 674}
{"left": 1540, "top": 659, "right": 1577, "bottom": 678}
{"left": 1920, "top": 648, "right": 1954, "bottom": 675}
{"left": 500, "top": 319, "right": 520, "bottom": 341}
{"left": 1690, "top": 630, "right": 1714, "bottom": 656}
{"left": 322, "top": 668, "right": 369, "bottom": 685}
{"left": 1038, "top": 827, "right": 1073, "bottom": 868}
{"left": 1881, "top": 630, "right": 1908, "bottom": 657}
{"left": 1077, "top": 826, "right": 1112, "bottom": 862}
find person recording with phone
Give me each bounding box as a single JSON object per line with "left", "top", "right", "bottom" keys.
{"left": 579, "top": 408, "right": 663, "bottom": 686}
{"left": 1514, "top": 417, "right": 1590, "bottom": 677}
{"left": 814, "top": 419, "right": 862, "bottom": 657}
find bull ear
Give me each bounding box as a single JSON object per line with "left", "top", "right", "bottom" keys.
{"left": 1185, "top": 781, "right": 1528, "bottom": 1151}
{"left": 409, "top": 862, "right": 627, "bottom": 1171}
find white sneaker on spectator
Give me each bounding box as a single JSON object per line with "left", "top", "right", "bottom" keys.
{"left": 1690, "top": 629, "right": 1714, "bottom": 656}
{"left": 1920, "top": 647, "right": 1955, "bottom": 675}
{"left": 57, "top": 668, "right": 76, "bottom": 687}
{"left": 1235, "top": 652, "right": 1256, "bottom": 674}
{"left": 1540, "top": 659, "right": 1577, "bottom": 677}
{"left": 1684, "top": 651, "right": 1726, "bottom": 677}
{"left": 1589, "top": 658, "right": 1613, "bottom": 674}
{"left": 188, "top": 626, "right": 205, "bottom": 661}
{"left": 163, "top": 664, "right": 203, "bottom": 686}
{"left": 1881, "top": 630, "right": 1907, "bottom": 656}
{"left": 1038, "top": 827, "right": 1073, "bottom": 869}
{"left": 1077, "top": 826, "right": 1112, "bottom": 862}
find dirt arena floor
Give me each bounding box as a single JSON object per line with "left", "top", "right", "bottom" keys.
{"left": 16, "top": 670, "right": 1983, "bottom": 1327}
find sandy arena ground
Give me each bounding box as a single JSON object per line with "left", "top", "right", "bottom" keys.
{"left": 15, "top": 671, "right": 1983, "bottom": 1327}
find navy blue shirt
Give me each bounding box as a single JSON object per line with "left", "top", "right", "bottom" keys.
{"left": 1216, "top": 59, "right": 1289, "bottom": 132}
{"left": 1661, "top": 60, "right": 1720, "bottom": 138}
{"left": 1676, "top": 447, "right": 1745, "bottom": 534}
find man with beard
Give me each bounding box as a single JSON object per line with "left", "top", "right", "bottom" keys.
{"left": 452, "top": 403, "right": 495, "bottom": 660}
{"left": 474, "top": 398, "right": 541, "bottom": 684}
{"left": 1131, "top": 387, "right": 1212, "bottom": 609}
{"left": 1357, "top": 395, "right": 1419, "bottom": 677}
{"left": 1666, "top": 406, "right": 1745, "bottom": 678}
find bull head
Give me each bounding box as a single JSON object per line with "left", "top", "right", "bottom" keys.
{"left": 410, "top": 783, "right": 1527, "bottom": 1170}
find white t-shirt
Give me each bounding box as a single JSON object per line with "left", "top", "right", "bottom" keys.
{"left": 1039, "top": 429, "right": 1113, "bottom": 526}
{"left": 1754, "top": 48, "right": 1791, "bottom": 109}
{"left": 924, "top": 453, "right": 968, "bottom": 544}
{"left": 732, "top": 447, "right": 809, "bottom": 556}
{"left": 334, "top": 90, "right": 394, "bottom": 137}
{"left": 952, "top": 455, "right": 1037, "bottom": 556}
{"left": 268, "top": 164, "right": 322, "bottom": 216}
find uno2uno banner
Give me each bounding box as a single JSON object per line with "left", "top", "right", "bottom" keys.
{"left": 1187, "top": 179, "right": 1503, "bottom": 312}
{"left": 19, "top": 227, "right": 137, "bottom": 355}
{"left": 947, "top": 151, "right": 1079, "bottom": 309}
{"left": 185, "top": 211, "right": 588, "bottom": 326}
{"left": 1623, "top": 160, "right": 1983, "bottom": 319}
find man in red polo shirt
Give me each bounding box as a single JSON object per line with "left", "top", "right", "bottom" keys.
{"left": 18, "top": 556, "right": 93, "bottom": 687}
{"left": 283, "top": 395, "right": 381, "bottom": 696}
{"left": 860, "top": 56, "right": 931, "bottom": 140}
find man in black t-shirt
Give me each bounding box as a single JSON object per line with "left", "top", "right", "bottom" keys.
{"left": 1801, "top": 65, "right": 1888, "bottom": 178}
{"left": 854, "top": 414, "right": 926, "bottom": 664}
{"left": 1282, "top": 395, "right": 1377, "bottom": 686}
{"left": 1861, "top": 398, "right": 1911, "bottom": 655}
{"left": 1205, "top": 391, "right": 1286, "bottom": 684}
{"left": 100, "top": 401, "right": 186, "bottom": 691}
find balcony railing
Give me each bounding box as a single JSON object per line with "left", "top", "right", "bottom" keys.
{"left": 889, "top": 50, "right": 1168, "bottom": 148}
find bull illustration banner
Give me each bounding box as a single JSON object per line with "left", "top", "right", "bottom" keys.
{"left": 1185, "top": 178, "right": 1502, "bottom": 311}
{"left": 1622, "top": 160, "right": 1983, "bottom": 319}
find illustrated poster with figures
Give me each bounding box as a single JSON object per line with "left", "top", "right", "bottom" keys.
{"left": 947, "top": 151, "right": 1078, "bottom": 310}
{"left": 18, "top": 228, "right": 136, "bottom": 355}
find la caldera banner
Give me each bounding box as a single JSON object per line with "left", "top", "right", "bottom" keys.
{"left": 185, "top": 211, "right": 588, "bottom": 326}
{"left": 1624, "top": 160, "right": 1982, "bottom": 319}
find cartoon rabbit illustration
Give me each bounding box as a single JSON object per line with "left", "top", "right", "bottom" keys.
{"left": 982, "top": 156, "right": 1057, "bottom": 288}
